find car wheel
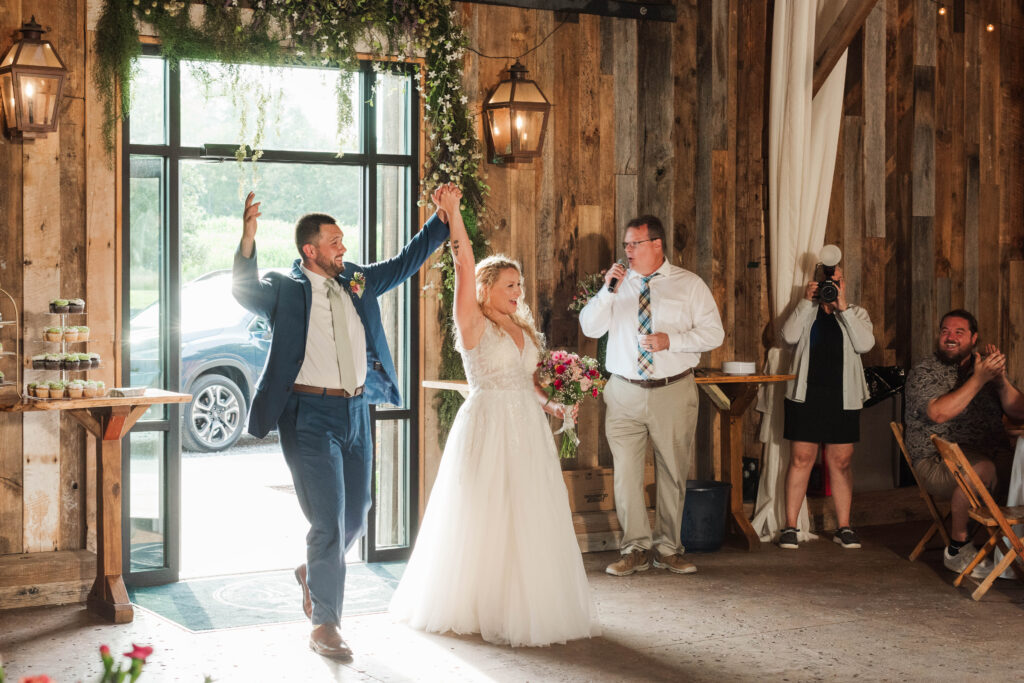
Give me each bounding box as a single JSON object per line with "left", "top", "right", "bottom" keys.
{"left": 183, "top": 374, "right": 247, "bottom": 452}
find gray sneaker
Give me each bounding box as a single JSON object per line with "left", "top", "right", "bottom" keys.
{"left": 943, "top": 544, "right": 993, "bottom": 579}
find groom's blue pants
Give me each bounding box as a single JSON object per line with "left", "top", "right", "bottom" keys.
{"left": 277, "top": 391, "right": 372, "bottom": 626}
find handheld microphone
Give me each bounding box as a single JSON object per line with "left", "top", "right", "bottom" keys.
{"left": 607, "top": 259, "right": 627, "bottom": 293}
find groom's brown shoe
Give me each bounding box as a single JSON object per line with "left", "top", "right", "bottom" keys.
{"left": 295, "top": 564, "right": 312, "bottom": 620}
{"left": 309, "top": 623, "right": 353, "bottom": 659}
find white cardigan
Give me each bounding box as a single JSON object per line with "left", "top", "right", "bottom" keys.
{"left": 780, "top": 299, "right": 875, "bottom": 410}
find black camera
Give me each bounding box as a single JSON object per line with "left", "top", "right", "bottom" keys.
{"left": 814, "top": 244, "right": 842, "bottom": 304}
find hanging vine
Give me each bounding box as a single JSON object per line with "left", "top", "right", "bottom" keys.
{"left": 93, "top": 0, "right": 489, "bottom": 444}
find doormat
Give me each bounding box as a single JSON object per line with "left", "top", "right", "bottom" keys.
{"left": 127, "top": 562, "right": 405, "bottom": 632}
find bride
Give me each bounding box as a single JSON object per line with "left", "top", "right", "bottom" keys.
{"left": 389, "top": 184, "right": 600, "bottom": 646}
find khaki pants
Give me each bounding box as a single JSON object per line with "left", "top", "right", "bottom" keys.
{"left": 604, "top": 374, "right": 699, "bottom": 556}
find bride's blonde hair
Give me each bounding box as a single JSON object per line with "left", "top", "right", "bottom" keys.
{"left": 475, "top": 255, "right": 544, "bottom": 351}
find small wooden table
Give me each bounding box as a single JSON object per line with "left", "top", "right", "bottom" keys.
{"left": 695, "top": 370, "right": 793, "bottom": 551}
{"left": 0, "top": 389, "right": 191, "bottom": 623}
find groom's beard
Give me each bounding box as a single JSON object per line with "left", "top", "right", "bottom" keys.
{"left": 314, "top": 251, "right": 345, "bottom": 278}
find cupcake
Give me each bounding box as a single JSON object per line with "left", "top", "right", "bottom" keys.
{"left": 94, "top": 380, "right": 106, "bottom": 397}
{"left": 62, "top": 354, "right": 79, "bottom": 371}
{"left": 63, "top": 327, "right": 79, "bottom": 343}
{"left": 44, "top": 353, "right": 61, "bottom": 370}
{"left": 76, "top": 325, "right": 90, "bottom": 341}
{"left": 45, "top": 326, "right": 63, "bottom": 342}
{"left": 48, "top": 381, "right": 65, "bottom": 399}
{"left": 68, "top": 298, "right": 85, "bottom": 314}
{"left": 66, "top": 381, "right": 85, "bottom": 399}
{"left": 35, "top": 383, "right": 50, "bottom": 399}
{"left": 49, "top": 298, "right": 69, "bottom": 314}
{"left": 89, "top": 352, "right": 101, "bottom": 368}
{"left": 31, "top": 354, "right": 46, "bottom": 370}
{"left": 82, "top": 380, "right": 98, "bottom": 398}
{"left": 27, "top": 381, "right": 37, "bottom": 394}
{"left": 76, "top": 353, "right": 92, "bottom": 368}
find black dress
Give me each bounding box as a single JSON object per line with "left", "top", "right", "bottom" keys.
{"left": 783, "top": 307, "right": 861, "bottom": 444}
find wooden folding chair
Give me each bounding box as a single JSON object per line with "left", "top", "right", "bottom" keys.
{"left": 890, "top": 422, "right": 951, "bottom": 560}
{"left": 930, "top": 435, "right": 1024, "bottom": 600}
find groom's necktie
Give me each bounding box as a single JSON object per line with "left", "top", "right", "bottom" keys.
{"left": 637, "top": 273, "right": 657, "bottom": 379}
{"left": 326, "top": 279, "right": 359, "bottom": 393}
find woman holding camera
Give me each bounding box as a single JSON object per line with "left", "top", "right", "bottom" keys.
{"left": 777, "top": 266, "right": 875, "bottom": 550}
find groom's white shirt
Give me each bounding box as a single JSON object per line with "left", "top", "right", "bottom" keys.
{"left": 296, "top": 263, "right": 367, "bottom": 388}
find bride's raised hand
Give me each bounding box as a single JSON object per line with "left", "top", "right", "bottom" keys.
{"left": 430, "top": 185, "right": 449, "bottom": 224}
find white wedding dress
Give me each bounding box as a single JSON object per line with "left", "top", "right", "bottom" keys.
{"left": 389, "top": 322, "right": 599, "bottom": 646}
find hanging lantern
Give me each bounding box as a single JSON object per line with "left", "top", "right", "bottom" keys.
{"left": 482, "top": 60, "right": 551, "bottom": 164}
{"left": 0, "top": 17, "right": 68, "bottom": 140}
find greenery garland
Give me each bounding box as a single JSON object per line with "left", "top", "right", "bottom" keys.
{"left": 93, "top": 0, "right": 489, "bottom": 444}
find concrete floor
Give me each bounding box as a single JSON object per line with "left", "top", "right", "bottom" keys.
{"left": 2, "top": 522, "right": 1023, "bottom": 682}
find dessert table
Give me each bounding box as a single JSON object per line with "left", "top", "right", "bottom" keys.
{"left": 0, "top": 389, "right": 191, "bottom": 623}
{"left": 424, "top": 370, "right": 794, "bottom": 552}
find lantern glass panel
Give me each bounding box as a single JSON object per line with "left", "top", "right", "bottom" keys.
{"left": 1, "top": 49, "right": 14, "bottom": 69}
{"left": 511, "top": 108, "right": 545, "bottom": 153}
{"left": 485, "top": 107, "right": 512, "bottom": 156}
{"left": 17, "top": 73, "right": 60, "bottom": 127}
{"left": 1, "top": 74, "right": 15, "bottom": 129}
{"left": 512, "top": 81, "right": 547, "bottom": 104}
{"left": 486, "top": 80, "right": 513, "bottom": 106}
{"left": 17, "top": 42, "right": 63, "bottom": 68}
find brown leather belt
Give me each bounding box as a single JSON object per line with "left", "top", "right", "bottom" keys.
{"left": 615, "top": 368, "right": 693, "bottom": 389}
{"left": 292, "top": 383, "right": 364, "bottom": 398}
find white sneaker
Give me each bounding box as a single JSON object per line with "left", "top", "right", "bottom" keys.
{"left": 943, "top": 545, "right": 993, "bottom": 579}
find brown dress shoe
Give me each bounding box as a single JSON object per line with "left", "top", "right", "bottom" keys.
{"left": 309, "top": 623, "right": 353, "bottom": 659}
{"left": 653, "top": 552, "right": 697, "bottom": 574}
{"left": 605, "top": 548, "right": 650, "bottom": 576}
{"left": 295, "top": 564, "right": 312, "bottom": 620}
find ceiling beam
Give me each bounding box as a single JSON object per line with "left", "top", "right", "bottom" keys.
{"left": 812, "top": 0, "right": 881, "bottom": 96}
{"left": 459, "top": 0, "right": 676, "bottom": 22}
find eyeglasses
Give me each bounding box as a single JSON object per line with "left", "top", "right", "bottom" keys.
{"left": 622, "top": 239, "right": 653, "bottom": 251}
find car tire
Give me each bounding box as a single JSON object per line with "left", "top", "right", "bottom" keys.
{"left": 183, "top": 374, "right": 247, "bottom": 452}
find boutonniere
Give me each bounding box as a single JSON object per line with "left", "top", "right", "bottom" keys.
{"left": 349, "top": 272, "right": 366, "bottom": 298}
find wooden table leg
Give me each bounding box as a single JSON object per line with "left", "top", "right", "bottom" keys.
{"left": 720, "top": 408, "right": 760, "bottom": 551}
{"left": 70, "top": 405, "right": 149, "bottom": 624}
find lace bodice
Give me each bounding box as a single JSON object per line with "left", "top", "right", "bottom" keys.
{"left": 460, "top": 322, "right": 539, "bottom": 391}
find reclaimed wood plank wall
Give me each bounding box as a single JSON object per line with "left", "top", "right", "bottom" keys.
{"left": 0, "top": 0, "right": 117, "bottom": 559}
{"left": 826, "top": 0, "right": 1024, "bottom": 383}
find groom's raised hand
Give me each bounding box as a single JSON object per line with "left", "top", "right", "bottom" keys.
{"left": 241, "top": 191, "right": 261, "bottom": 258}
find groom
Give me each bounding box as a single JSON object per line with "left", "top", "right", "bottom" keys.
{"left": 232, "top": 191, "right": 449, "bottom": 658}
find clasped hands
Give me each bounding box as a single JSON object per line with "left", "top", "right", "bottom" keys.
{"left": 431, "top": 182, "right": 462, "bottom": 224}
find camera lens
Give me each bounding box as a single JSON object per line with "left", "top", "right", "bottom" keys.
{"left": 819, "top": 281, "right": 839, "bottom": 303}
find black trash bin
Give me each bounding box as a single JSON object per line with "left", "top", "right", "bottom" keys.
{"left": 680, "top": 480, "right": 731, "bottom": 552}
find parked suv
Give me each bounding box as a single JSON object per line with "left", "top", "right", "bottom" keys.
{"left": 130, "top": 270, "right": 275, "bottom": 452}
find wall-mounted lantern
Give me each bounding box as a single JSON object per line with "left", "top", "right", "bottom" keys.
{"left": 0, "top": 17, "right": 68, "bottom": 141}
{"left": 482, "top": 60, "right": 551, "bottom": 164}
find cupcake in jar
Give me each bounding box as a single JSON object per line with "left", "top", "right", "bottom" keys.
{"left": 68, "top": 298, "right": 85, "bottom": 314}
{"left": 66, "top": 380, "right": 85, "bottom": 399}
{"left": 49, "top": 298, "right": 69, "bottom": 314}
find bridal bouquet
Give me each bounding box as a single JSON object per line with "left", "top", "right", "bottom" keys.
{"left": 537, "top": 350, "right": 607, "bottom": 459}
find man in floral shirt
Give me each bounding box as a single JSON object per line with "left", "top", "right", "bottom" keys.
{"left": 904, "top": 309, "right": 1024, "bottom": 577}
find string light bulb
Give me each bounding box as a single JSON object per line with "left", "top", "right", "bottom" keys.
{"left": 986, "top": 23, "right": 995, "bottom": 32}
{"left": 938, "top": 6, "right": 946, "bottom": 15}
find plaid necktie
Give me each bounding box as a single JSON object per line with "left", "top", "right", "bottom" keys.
{"left": 326, "top": 279, "right": 359, "bottom": 393}
{"left": 637, "top": 273, "right": 657, "bottom": 378}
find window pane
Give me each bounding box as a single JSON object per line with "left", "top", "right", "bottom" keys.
{"left": 180, "top": 160, "right": 362, "bottom": 278}
{"left": 374, "top": 419, "right": 409, "bottom": 549}
{"left": 376, "top": 166, "right": 409, "bottom": 408}
{"left": 129, "top": 57, "right": 165, "bottom": 145}
{"left": 128, "top": 155, "right": 166, "bottom": 420}
{"left": 129, "top": 431, "right": 167, "bottom": 572}
{"left": 180, "top": 62, "right": 359, "bottom": 153}
{"left": 375, "top": 71, "right": 410, "bottom": 155}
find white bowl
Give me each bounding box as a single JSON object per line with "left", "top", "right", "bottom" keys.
{"left": 723, "top": 361, "right": 756, "bottom": 375}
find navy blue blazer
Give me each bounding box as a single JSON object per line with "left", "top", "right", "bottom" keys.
{"left": 232, "top": 213, "right": 449, "bottom": 438}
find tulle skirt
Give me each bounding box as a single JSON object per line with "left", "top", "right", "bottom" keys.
{"left": 389, "top": 387, "right": 600, "bottom": 646}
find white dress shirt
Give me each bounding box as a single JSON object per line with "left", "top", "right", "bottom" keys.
{"left": 296, "top": 264, "right": 367, "bottom": 389}
{"left": 579, "top": 259, "right": 724, "bottom": 379}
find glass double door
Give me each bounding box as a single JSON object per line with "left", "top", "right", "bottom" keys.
{"left": 122, "top": 55, "right": 420, "bottom": 586}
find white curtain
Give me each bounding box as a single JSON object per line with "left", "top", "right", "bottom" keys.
{"left": 750, "top": 0, "right": 848, "bottom": 542}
